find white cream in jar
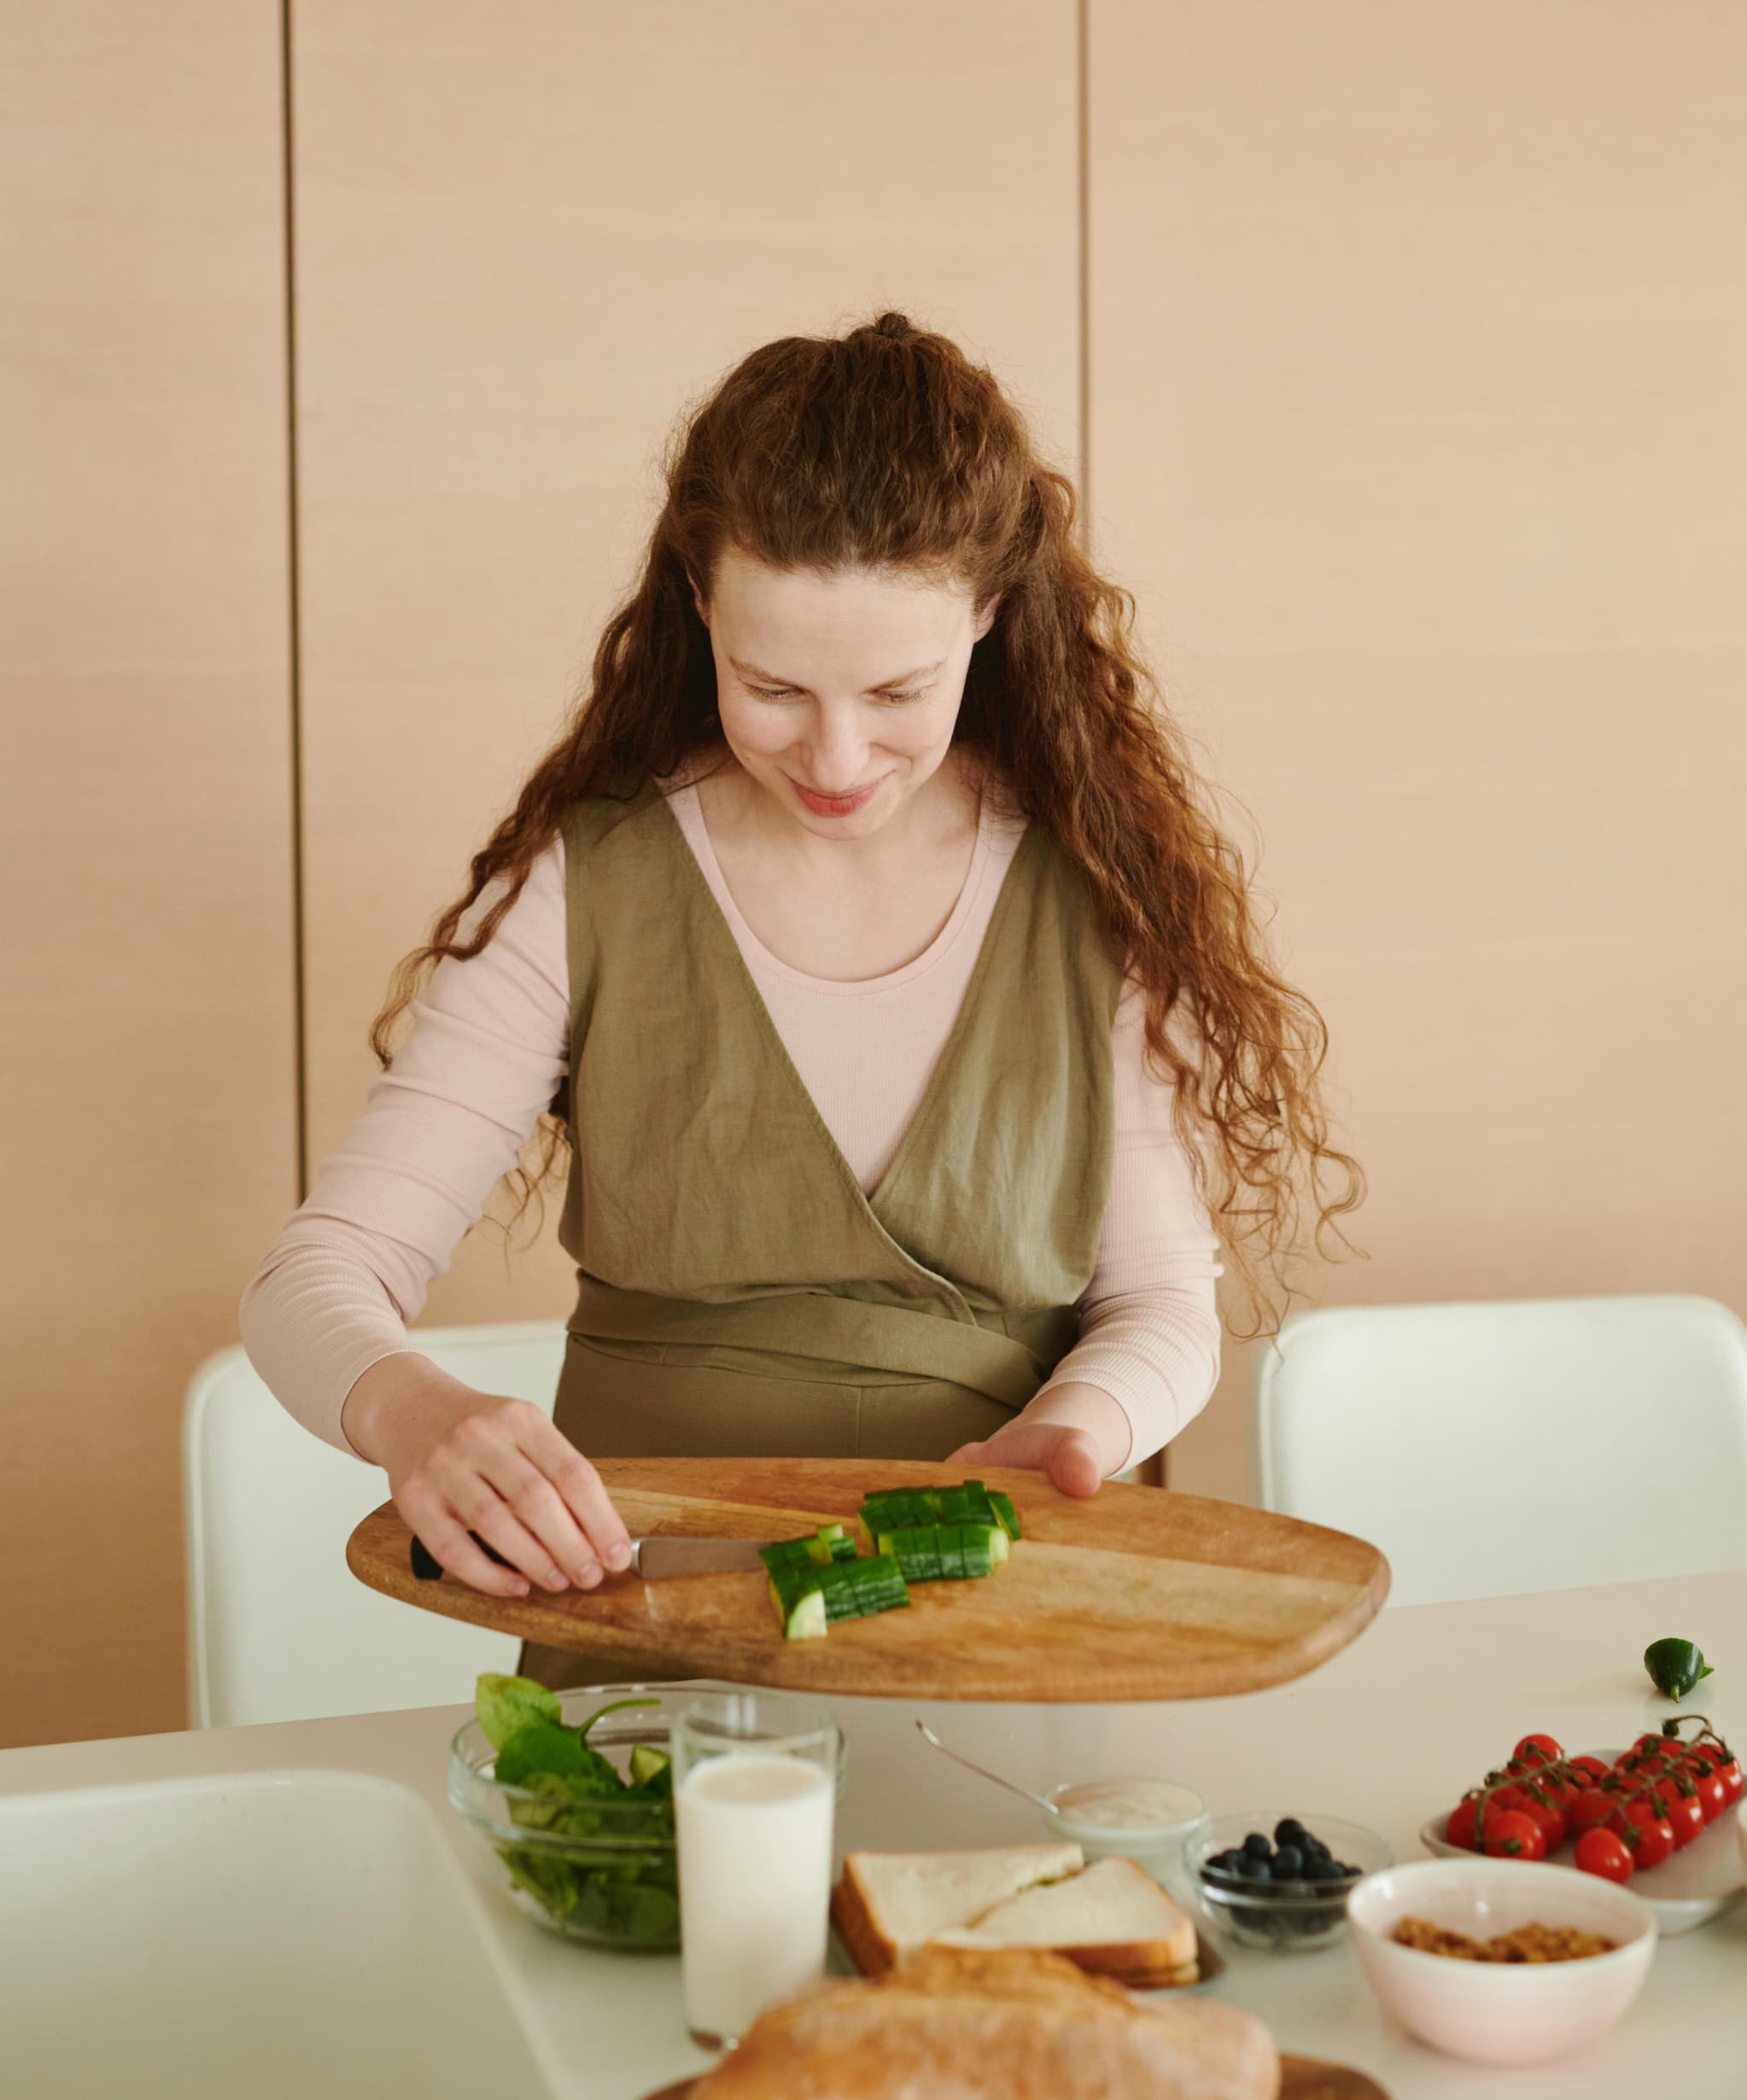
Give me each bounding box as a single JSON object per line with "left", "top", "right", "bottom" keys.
{"left": 1040, "top": 1776, "right": 1208, "bottom": 1874}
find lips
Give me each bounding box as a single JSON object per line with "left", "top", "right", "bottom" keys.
{"left": 789, "top": 776, "right": 881, "bottom": 815}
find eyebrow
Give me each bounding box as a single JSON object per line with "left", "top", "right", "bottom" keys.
{"left": 728, "top": 656, "right": 946, "bottom": 692}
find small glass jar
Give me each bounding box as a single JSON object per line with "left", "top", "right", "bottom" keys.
{"left": 1038, "top": 1776, "right": 1210, "bottom": 1885}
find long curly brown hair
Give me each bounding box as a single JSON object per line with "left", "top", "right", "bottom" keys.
{"left": 370, "top": 309, "right": 1363, "bottom": 1333}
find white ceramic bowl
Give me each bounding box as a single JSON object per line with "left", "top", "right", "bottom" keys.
{"left": 1347, "top": 1858, "right": 1657, "bottom": 2067}
{"left": 1038, "top": 1776, "right": 1208, "bottom": 1878}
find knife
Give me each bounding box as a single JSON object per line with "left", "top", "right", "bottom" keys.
{"left": 409, "top": 1531, "right": 777, "bottom": 1582}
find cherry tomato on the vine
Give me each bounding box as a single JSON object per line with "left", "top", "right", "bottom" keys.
{"left": 1481, "top": 1810, "right": 1547, "bottom": 1861}
{"left": 1630, "top": 1811, "right": 1676, "bottom": 1870}
{"left": 1692, "top": 1768, "right": 1728, "bottom": 1823}
{"left": 1513, "top": 1733, "right": 1563, "bottom": 1766}
{"left": 1567, "top": 1754, "right": 1611, "bottom": 1783}
{"left": 1444, "top": 1800, "right": 1487, "bottom": 1851}
{"left": 1505, "top": 1786, "right": 1569, "bottom": 1850}
{"left": 1570, "top": 1787, "right": 1621, "bottom": 1834}
{"left": 1651, "top": 1780, "right": 1706, "bottom": 1848}
{"left": 1575, "top": 1828, "right": 1635, "bottom": 1883}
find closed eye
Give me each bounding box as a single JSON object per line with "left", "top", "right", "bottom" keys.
{"left": 748, "top": 685, "right": 926, "bottom": 705}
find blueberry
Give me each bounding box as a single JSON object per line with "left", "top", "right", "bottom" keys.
{"left": 1242, "top": 1831, "right": 1272, "bottom": 1859}
{"left": 1274, "top": 1845, "right": 1304, "bottom": 1878}
{"left": 1273, "top": 1817, "right": 1307, "bottom": 1847}
{"left": 1301, "top": 1836, "right": 1331, "bottom": 1863}
{"left": 1243, "top": 1858, "right": 1272, "bottom": 1882}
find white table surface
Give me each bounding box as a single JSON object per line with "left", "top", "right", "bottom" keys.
{"left": 3, "top": 1567, "right": 1743, "bottom": 2098}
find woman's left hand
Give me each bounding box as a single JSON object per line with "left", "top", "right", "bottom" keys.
{"left": 947, "top": 1420, "right": 1105, "bottom": 1497}
{"left": 946, "top": 1382, "right": 1132, "bottom": 1498}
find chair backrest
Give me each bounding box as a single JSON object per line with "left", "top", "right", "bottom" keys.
{"left": 184, "top": 1324, "right": 567, "bottom": 1728}
{"left": 1250, "top": 1294, "right": 1747, "bottom": 1607}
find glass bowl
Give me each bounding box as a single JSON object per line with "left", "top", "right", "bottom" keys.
{"left": 1039, "top": 1776, "right": 1209, "bottom": 1881}
{"left": 1189, "top": 1811, "right": 1393, "bottom": 1951}
{"left": 448, "top": 1680, "right": 847, "bottom": 1950}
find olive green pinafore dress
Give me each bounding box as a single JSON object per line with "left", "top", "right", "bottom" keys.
{"left": 516, "top": 776, "right": 1125, "bottom": 1688}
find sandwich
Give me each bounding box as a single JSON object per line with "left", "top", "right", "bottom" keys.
{"left": 831, "top": 1843, "right": 1200, "bottom": 1987}
{"left": 931, "top": 1854, "right": 1201, "bottom": 1986}
{"left": 689, "top": 1943, "right": 1279, "bottom": 2099}
{"left": 830, "top": 1842, "right": 1086, "bottom": 1971}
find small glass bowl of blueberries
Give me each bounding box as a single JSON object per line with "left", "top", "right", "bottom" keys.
{"left": 1189, "top": 1811, "right": 1393, "bottom": 1951}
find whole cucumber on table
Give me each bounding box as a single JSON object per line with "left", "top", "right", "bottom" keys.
{"left": 1644, "top": 1636, "right": 1715, "bottom": 1700}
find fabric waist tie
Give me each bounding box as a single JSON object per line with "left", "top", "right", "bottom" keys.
{"left": 566, "top": 1274, "right": 1070, "bottom": 1410}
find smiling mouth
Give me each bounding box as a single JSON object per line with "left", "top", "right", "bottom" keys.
{"left": 788, "top": 776, "right": 882, "bottom": 809}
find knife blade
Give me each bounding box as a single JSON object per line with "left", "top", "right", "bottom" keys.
{"left": 407, "top": 1531, "right": 779, "bottom": 1581}
{"left": 630, "top": 1536, "right": 777, "bottom": 1578}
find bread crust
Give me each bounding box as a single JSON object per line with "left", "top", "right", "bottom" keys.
{"left": 692, "top": 1946, "right": 1279, "bottom": 2099}
{"left": 828, "top": 1873, "right": 897, "bottom": 1975}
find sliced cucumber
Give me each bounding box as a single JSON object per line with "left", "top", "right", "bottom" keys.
{"left": 766, "top": 1569, "right": 829, "bottom": 1639}
{"left": 815, "top": 1555, "right": 909, "bottom": 1622}
{"left": 782, "top": 1587, "right": 827, "bottom": 1639}
{"left": 874, "top": 1520, "right": 997, "bottom": 1583}
{"left": 628, "top": 1744, "right": 670, "bottom": 1786}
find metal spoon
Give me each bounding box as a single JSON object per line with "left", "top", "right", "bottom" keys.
{"left": 914, "top": 1719, "right": 1055, "bottom": 1813}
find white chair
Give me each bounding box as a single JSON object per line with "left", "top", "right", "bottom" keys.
{"left": 1249, "top": 1294, "right": 1747, "bottom": 1607}
{"left": 183, "top": 1321, "right": 567, "bottom": 1728}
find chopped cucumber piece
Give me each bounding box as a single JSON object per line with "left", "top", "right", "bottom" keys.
{"left": 760, "top": 1525, "right": 860, "bottom": 1578}
{"left": 767, "top": 1569, "right": 829, "bottom": 1639}
{"left": 857, "top": 1479, "right": 1019, "bottom": 1544}
{"left": 782, "top": 1587, "right": 827, "bottom": 1640}
{"left": 816, "top": 1555, "right": 908, "bottom": 1619}
{"left": 628, "top": 1744, "right": 670, "bottom": 1786}
{"left": 875, "top": 1521, "right": 997, "bottom": 1583}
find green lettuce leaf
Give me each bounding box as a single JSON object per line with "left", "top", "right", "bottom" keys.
{"left": 476, "top": 1672, "right": 562, "bottom": 1751}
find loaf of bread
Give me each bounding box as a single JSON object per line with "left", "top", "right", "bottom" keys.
{"left": 689, "top": 1944, "right": 1280, "bottom": 2099}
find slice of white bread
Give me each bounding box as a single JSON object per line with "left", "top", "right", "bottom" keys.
{"left": 831, "top": 1843, "right": 1084, "bottom": 1973}
{"left": 929, "top": 1855, "right": 1199, "bottom": 1983}
{"left": 692, "top": 1944, "right": 1279, "bottom": 2099}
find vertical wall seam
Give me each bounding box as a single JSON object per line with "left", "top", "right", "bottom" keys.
{"left": 280, "top": 0, "right": 309, "bottom": 1202}
{"left": 1076, "top": 0, "right": 1091, "bottom": 554}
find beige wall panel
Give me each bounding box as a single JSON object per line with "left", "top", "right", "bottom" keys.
{"left": 1, "top": 9, "right": 295, "bottom": 1743}
{"left": 1089, "top": 4, "right": 1747, "bottom": 1500}
{"left": 292, "top": 3, "right": 1080, "bottom": 1321}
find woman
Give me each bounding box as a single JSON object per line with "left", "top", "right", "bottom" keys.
{"left": 240, "top": 311, "right": 1360, "bottom": 1688}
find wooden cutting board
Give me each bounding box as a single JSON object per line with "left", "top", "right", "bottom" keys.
{"left": 640, "top": 2063, "right": 1388, "bottom": 2099}
{"left": 346, "top": 1457, "right": 1388, "bottom": 1700}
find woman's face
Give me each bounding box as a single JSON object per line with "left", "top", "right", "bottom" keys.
{"left": 691, "top": 547, "right": 997, "bottom": 839}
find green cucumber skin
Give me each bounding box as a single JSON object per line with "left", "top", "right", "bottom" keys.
{"left": 874, "top": 1521, "right": 996, "bottom": 1583}
{"left": 858, "top": 1479, "right": 1018, "bottom": 1542}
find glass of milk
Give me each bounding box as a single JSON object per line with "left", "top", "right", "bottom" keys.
{"left": 672, "top": 1689, "right": 840, "bottom": 2050}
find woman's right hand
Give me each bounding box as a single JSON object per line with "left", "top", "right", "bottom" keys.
{"left": 341, "top": 1354, "right": 633, "bottom": 1600}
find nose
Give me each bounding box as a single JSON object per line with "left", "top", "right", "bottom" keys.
{"left": 800, "top": 705, "right": 872, "bottom": 792}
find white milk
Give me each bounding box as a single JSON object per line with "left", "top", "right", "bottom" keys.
{"left": 676, "top": 1752, "right": 834, "bottom": 2044}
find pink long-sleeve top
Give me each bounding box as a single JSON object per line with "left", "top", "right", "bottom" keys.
{"left": 239, "top": 779, "right": 1224, "bottom": 1469}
